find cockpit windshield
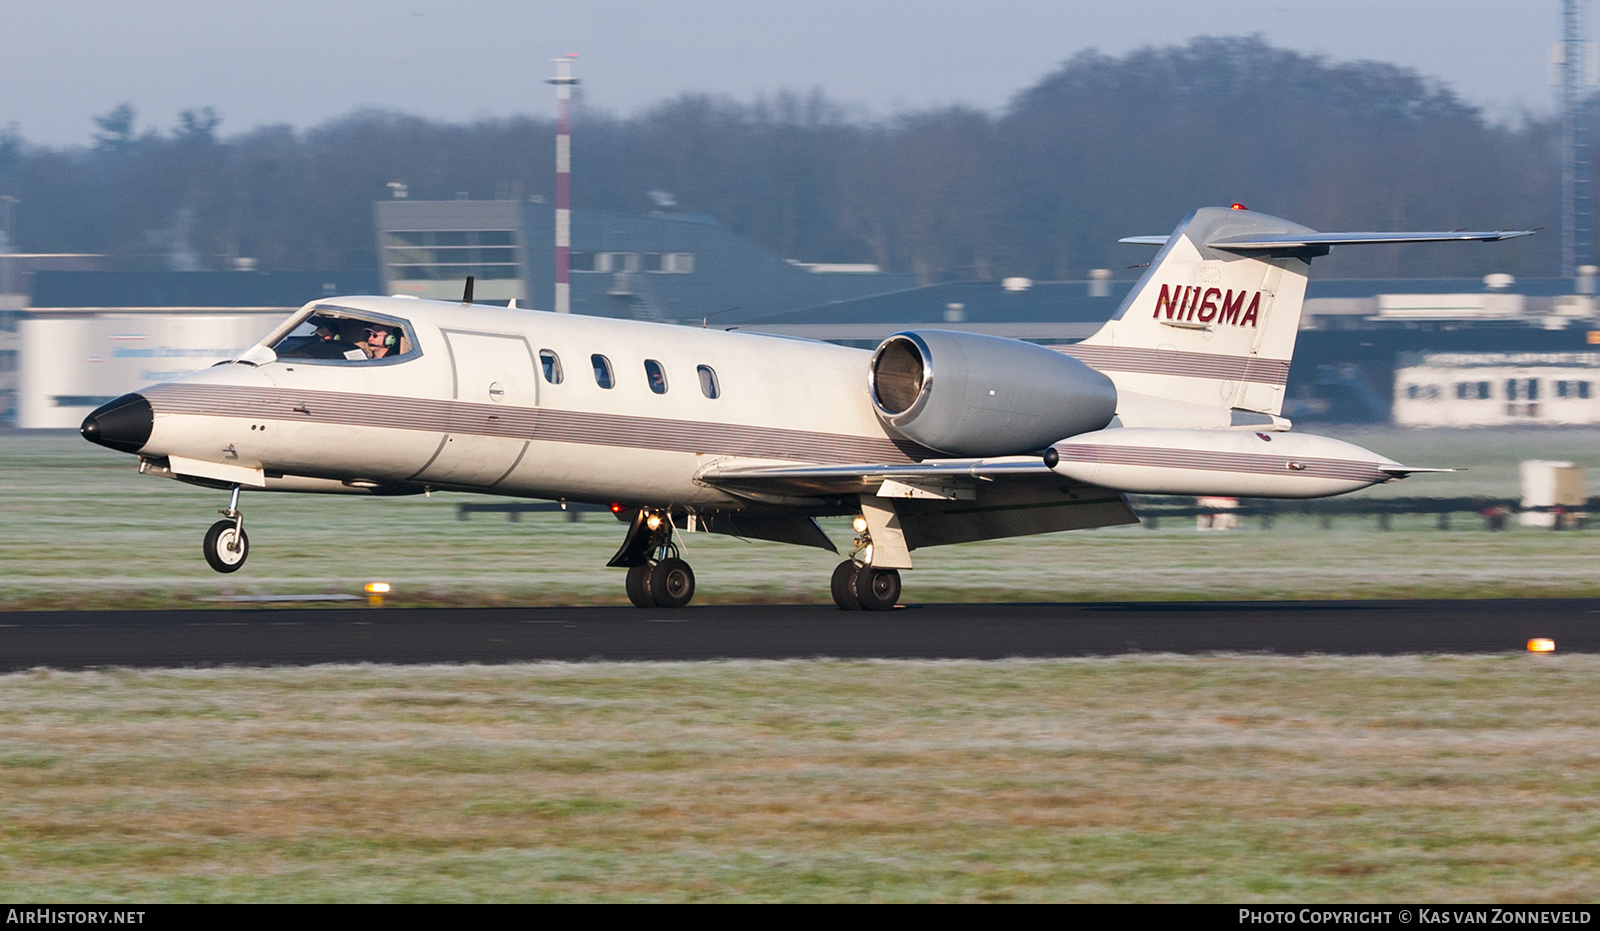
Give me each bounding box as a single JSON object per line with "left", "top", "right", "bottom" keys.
{"left": 269, "top": 305, "right": 416, "bottom": 363}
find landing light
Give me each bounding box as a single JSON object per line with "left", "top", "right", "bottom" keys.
{"left": 852, "top": 515, "right": 869, "bottom": 534}
{"left": 646, "top": 513, "right": 663, "bottom": 530}
{"left": 1528, "top": 638, "right": 1556, "bottom": 653}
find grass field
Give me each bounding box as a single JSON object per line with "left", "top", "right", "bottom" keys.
{"left": 2, "top": 428, "right": 1599, "bottom": 609}
{"left": 1, "top": 656, "right": 1596, "bottom": 902}
{"left": 3, "top": 429, "right": 1598, "bottom": 902}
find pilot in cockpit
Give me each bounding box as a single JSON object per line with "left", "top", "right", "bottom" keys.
{"left": 270, "top": 311, "right": 409, "bottom": 361}
{"left": 297, "top": 316, "right": 353, "bottom": 360}
{"left": 359, "top": 323, "right": 397, "bottom": 359}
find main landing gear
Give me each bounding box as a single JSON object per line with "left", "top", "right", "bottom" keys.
{"left": 830, "top": 514, "right": 901, "bottom": 611}
{"left": 610, "top": 508, "right": 696, "bottom": 608}
{"left": 830, "top": 560, "right": 900, "bottom": 611}
{"left": 203, "top": 485, "right": 249, "bottom": 573}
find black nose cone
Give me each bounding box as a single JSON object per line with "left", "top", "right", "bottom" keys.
{"left": 81, "top": 393, "right": 153, "bottom": 453}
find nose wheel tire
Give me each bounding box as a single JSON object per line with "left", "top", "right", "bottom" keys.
{"left": 831, "top": 560, "right": 862, "bottom": 610}
{"left": 649, "top": 558, "right": 696, "bottom": 608}
{"left": 855, "top": 566, "right": 901, "bottom": 611}
{"left": 203, "top": 519, "right": 249, "bottom": 573}
{"left": 625, "top": 563, "right": 656, "bottom": 608}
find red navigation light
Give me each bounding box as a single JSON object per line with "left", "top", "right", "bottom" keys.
{"left": 1230, "top": 203, "right": 1250, "bottom": 211}
{"left": 610, "top": 502, "right": 625, "bottom": 514}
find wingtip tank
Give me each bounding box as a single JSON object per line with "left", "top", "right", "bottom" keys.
{"left": 1044, "top": 428, "right": 1406, "bottom": 499}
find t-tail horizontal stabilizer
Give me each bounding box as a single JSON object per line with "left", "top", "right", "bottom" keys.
{"left": 1085, "top": 208, "right": 1537, "bottom": 424}
{"left": 1121, "top": 229, "right": 1536, "bottom": 254}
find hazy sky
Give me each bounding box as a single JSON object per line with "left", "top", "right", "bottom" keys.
{"left": 0, "top": 1, "right": 1574, "bottom": 147}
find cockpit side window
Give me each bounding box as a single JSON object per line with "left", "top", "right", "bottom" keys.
{"left": 270, "top": 307, "right": 416, "bottom": 363}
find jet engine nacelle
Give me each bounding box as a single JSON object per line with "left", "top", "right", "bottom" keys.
{"left": 868, "top": 330, "right": 1118, "bottom": 457}
{"left": 1044, "top": 427, "right": 1404, "bottom": 498}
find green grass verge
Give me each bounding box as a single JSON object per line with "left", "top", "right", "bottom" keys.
{"left": 0, "top": 657, "right": 1595, "bottom": 902}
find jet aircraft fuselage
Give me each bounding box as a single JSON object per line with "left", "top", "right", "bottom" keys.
{"left": 80, "top": 206, "right": 1533, "bottom": 609}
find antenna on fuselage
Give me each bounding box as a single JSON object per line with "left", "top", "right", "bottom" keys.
{"left": 701, "top": 306, "right": 740, "bottom": 328}
{"left": 461, "top": 275, "right": 475, "bottom": 305}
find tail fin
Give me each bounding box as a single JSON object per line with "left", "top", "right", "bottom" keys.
{"left": 1067, "top": 206, "right": 1532, "bottom": 426}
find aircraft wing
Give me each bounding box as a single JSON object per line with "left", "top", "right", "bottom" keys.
{"left": 699, "top": 456, "right": 1055, "bottom": 497}
{"left": 699, "top": 457, "right": 1140, "bottom": 548}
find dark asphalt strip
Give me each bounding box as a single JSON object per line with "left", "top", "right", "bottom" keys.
{"left": 0, "top": 599, "right": 1595, "bottom": 670}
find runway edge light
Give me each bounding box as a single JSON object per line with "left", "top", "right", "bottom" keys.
{"left": 1528, "top": 638, "right": 1556, "bottom": 653}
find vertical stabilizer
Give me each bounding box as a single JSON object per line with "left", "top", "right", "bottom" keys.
{"left": 1068, "top": 207, "right": 1314, "bottom": 420}
{"left": 1066, "top": 208, "right": 1534, "bottom": 426}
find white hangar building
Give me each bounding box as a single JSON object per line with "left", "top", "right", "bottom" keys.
{"left": 17, "top": 270, "right": 377, "bottom": 429}
{"left": 1392, "top": 351, "right": 1600, "bottom": 426}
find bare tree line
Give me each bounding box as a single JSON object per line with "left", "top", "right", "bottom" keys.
{"left": 0, "top": 37, "right": 1571, "bottom": 281}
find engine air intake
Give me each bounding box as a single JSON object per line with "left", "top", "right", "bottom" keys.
{"left": 871, "top": 337, "right": 925, "bottom": 415}
{"left": 867, "top": 329, "right": 1117, "bottom": 457}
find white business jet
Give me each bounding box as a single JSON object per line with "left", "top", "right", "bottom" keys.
{"left": 80, "top": 205, "right": 1531, "bottom": 609}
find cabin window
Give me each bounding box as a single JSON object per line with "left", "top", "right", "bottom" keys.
{"left": 539, "top": 349, "right": 564, "bottom": 384}
{"left": 644, "top": 359, "right": 668, "bottom": 394}
{"left": 269, "top": 308, "right": 415, "bottom": 363}
{"left": 697, "top": 364, "right": 720, "bottom": 399}
{"left": 592, "top": 354, "right": 614, "bottom": 389}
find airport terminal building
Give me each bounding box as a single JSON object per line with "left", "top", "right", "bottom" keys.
{"left": 373, "top": 199, "right": 916, "bottom": 320}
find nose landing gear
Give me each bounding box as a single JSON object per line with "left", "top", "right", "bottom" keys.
{"left": 202, "top": 485, "right": 249, "bottom": 573}
{"left": 612, "top": 508, "right": 697, "bottom": 608}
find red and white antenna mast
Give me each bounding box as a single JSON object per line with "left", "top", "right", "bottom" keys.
{"left": 547, "top": 54, "right": 579, "bottom": 313}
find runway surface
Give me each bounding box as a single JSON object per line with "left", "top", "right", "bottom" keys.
{"left": 1, "top": 599, "right": 1595, "bottom": 670}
